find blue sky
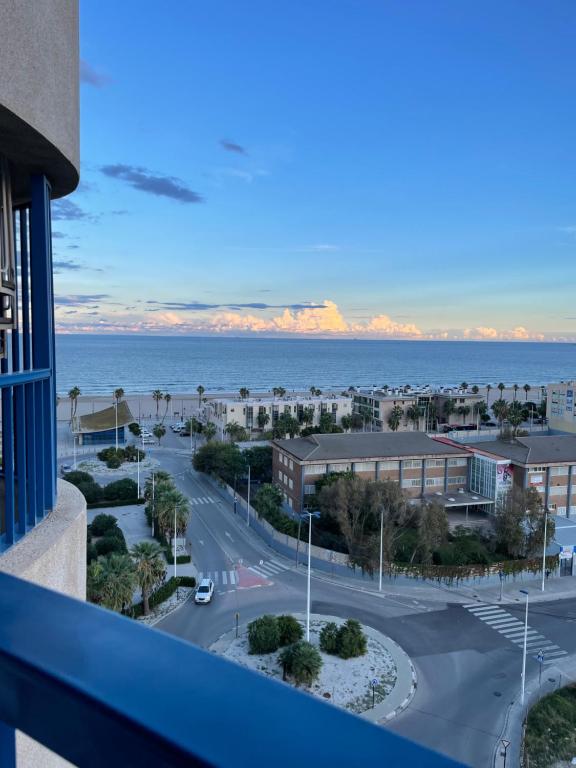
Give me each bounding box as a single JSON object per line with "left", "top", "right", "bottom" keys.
{"left": 54, "top": 1, "right": 576, "bottom": 340}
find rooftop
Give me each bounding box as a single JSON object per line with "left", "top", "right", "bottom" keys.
{"left": 471, "top": 435, "right": 576, "bottom": 465}
{"left": 274, "top": 432, "right": 471, "bottom": 462}
{"left": 75, "top": 401, "right": 134, "bottom": 434}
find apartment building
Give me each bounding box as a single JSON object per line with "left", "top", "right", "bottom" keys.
{"left": 206, "top": 393, "right": 352, "bottom": 434}
{"left": 467, "top": 435, "right": 576, "bottom": 516}
{"left": 353, "top": 388, "right": 483, "bottom": 431}
{"left": 547, "top": 381, "right": 576, "bottom": 434}
{"left": 272, "top": 432, "right": 473, "bottom": 512}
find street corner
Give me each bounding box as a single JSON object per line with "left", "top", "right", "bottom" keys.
{"left": 235, "top": 565, "right": 273, "bottom": 590}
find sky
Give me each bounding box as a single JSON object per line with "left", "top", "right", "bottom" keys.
{"left": 53, "top": 1, "right": 576, "bottom": 341}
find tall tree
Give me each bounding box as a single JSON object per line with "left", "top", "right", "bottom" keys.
{"left": 113, "top": 388, "right": 125, "bottom": 404}
{"left": 131, "top": 541, "right": 166, "bottom": 616}
{"left": 162, "top": 393, "right": 172, "bottom": 423}
{"left": 486, "top": 384, "right": 492, "bottom": 406}
{"left": 152, "top": 424, "right": 166, "bottom": 445}
{"left": 443, "top": 398, "right": 456, "bottom": 423}
{"left": 471, "top": 385, "right": 479, "bottom": 394}
{"left": 239, "top": 387, "right": 250, "bottom": 400}
{"left": 497, "top": 382, "right": 506, "bottom": 400}
{"left": 203, "top": 421, "right": 217, "bottom": 441}
{"left": 512, "top": 384, "right": 519, "bottom": 402}
{"left": 88, "top": 554, "right": 135, "bottom": 613}
{"left": 416, "top": 502, "right": 449, "bottom": 564}
{"left": 523, "top": 383, "right": 531, "bottom": 401}
{"left": 406, "top": 403, "right": 422, "bottom": 431}
{"left": 155, "top": 487, "right": 190, "bottom": 539}
{"left": 460, "top": 382, "right": 468, "bottom": 391}
{"left": 340, "top": 414, "right": 353, "bottom": 433}
{"left": 491, "top": 399, "right": 508, "bottom": 431}
{"left": 257, "top": 411, "right": 270, "bottom": 430}
{"left": 507, "top": 400, "right": 524, "bottom": 437}
{"left": 68, "top": 386, "right": 81, "bottom": 423}
{"left": 196, "top": 385, "right": 205, "bottom": 409}
{"left": 152, "top": 390, "right": 163, "bottom": 418}
{"left": 457, "top": 404, "right": 471, "bottom": 425}
{"left": 273, "top": 412, "right": 300, "bottom": 438}
{"left": 387, "top": 406, "right": 403, "bottom": 432}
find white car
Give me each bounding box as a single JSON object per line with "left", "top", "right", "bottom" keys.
{"left": 194, "top": 578, "right": 214, "bottom": 605}
{"left": 60, "top": 464, "right": 73, "bottom": 476}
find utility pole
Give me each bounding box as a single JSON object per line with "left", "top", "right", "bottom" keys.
{"left": 520, "top": 589, "right": 529, "bottom": 706}
{"left": 541, "top": 508, "right": 548, "bottom": 592}
{"left": 306, "top": 512, "right": 312, "bottom": 641}
{"left": 379, "top": 507, "right": 384, "bottom": 592}
{"left": 246, "top": 464, "right": 251, "bottom": 527}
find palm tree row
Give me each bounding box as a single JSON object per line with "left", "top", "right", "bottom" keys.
{"left": 144, "top": 470, "right": 190, "bottom": 542}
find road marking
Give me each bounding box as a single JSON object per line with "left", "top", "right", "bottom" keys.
{"left": 229, "top": 571, "right": 236, "bottom": 585}
{"left": 483, "top": 614, "right": 513, "bottom": 624}
{"left": 222, "top": 571, "right": 228, "bottom": 585}
{"left": 189, "top": 496, "right": 215, "bottom": 506}
{"left": 198, "top": 539, "right": 204, "bottom": 546}
{"left": 463, "top": 603, "right": 488, "bottom": 608}
{"left": 487, "top": 619, "right": 522, "bottom": 628}
{"left": 498, "top": 625, "right": 524, "bottom": 634}
{"left": 542, "top": 650, "right": 568, "bottom": 660}
{"left": 225, "top": 532, "right": 234, "bottom": 541}
{"left": 248, "top": 560, "right": 291, "bottom": 578}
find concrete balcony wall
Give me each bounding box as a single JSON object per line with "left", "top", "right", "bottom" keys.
{"left": 0, "top": 479, "right": 86, "bottom": 768}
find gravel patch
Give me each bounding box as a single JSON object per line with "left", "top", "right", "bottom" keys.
{"left": 222, "top": 618, "right": 397, "bottom": 713}
{"left": 136, "top": 587, "right": 194, "bottom": 626}
{"left": 79, "top": 457, "right": 160, "bottom": 477}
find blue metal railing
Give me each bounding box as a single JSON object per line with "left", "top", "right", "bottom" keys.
{"left": 0, "top": 572, "right": 466, "bottom": 768}
{"left": 0, "top": 174, "right": 56, "bottom": 551}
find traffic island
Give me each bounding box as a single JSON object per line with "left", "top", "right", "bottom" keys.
{"left": 210, "top": 613, "right": 416, "bottom": 723}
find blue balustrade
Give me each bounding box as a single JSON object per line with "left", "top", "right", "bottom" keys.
{"left": 0, "top": 572, "right": 465, "bottom": 768}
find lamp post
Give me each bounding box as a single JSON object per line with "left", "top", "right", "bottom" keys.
{"left": 114, "top": 400, "right": 118, "bottom": 451}
{"left": 541, "top": 508, "right": 549, "bottom": 592}
{"left": 174, "top": 506, "right": 178, "bottom": 598}
{"left": 520, "top": 589, "right": 529, "bottom": 706}
{"left": 306, "top": 511, "right": 313, "bottom": 641}
{"left": 136, "top": 441, "right": 141, "bottom": 499}
{"left": 73, "top": 432, "right": 77, "bottom": 470}
{"left": 151, "top": 473, "right": 155, "bottom": 538}
{"left": 378, "top": 507, "right": 384, "bottom": 592}
{"left": 246, "top": 464, "right": 251, "bottom": 527}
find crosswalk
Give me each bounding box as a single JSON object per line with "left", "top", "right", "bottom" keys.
{"left": 248, "top": 559, "right": 291, "bottom": 578}
{"left": 189, "top": 496, "right": 215, "bottom": 506}
{"left": 464, "top": 603, "right": 568, "bottom": 665}
{"left": 197, "top": 570, "right": 237, "bottom": 586}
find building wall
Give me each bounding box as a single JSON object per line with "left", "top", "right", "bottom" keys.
{"left": 0, "top": 0, "right": 79, "bottom": 200}
{"left": 547, "top": 382, "right": 576, "bottom": 435}
{"left": 209, "top": 395, "right": 352, "bottom": 433}
{"left": 0, "top": 480, "right": 86, "bottom": 767}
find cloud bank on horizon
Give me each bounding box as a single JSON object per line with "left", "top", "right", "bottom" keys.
{"left": 54, "top": 298, "right": 552, "bottom": 341}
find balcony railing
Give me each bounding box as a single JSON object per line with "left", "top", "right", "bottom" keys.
{"left": 0, "top": 572, "right": 465, "bottom": 767}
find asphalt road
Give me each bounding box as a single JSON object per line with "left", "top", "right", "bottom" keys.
{"left": 61, "top": 427, "right": 576, "bottom": 767}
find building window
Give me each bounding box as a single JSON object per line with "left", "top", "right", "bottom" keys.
{"left": 402, "top": 478, "right": 422, "bottom": 488}
{"left": 353, "top": 461, "right": 375, "bottom": 473}
{"left": 304, "top": 485, "right": 315, "bottom": 495}
{"left": 402, "top": 459, "right": 423, "bottom": 469}
{"left": 447, "top": 476, "right": 467, "bottom": 485}
{"left": 549, "top": 485, "right": 567, "bottom": 496}
{"left": 425, "top": 477, "right": 444, "bottom": 487}
{"left": 379, "top": 461, "right": 399, "bottom": 471}
{"left": 278, "top": 469, "right": 283, "bottom": 481}
{"left": 288, "top": 478, "right": 293, "bottom": 490}
{"left": 304, "top": 464, "right": 327, "bottom": 475}
{"left": 529, "top": 466, "right": 546, "bottom": 473}
{"left": 550, "top": 466, "right": 569, "bottom": 476}
{"left": 426, "top": 459, "right": 445, "bottom": 468}
{"left": 447, "top": 458, "right": 467, "bottom": 467}
{"left": 289, "top": 459, "right": 293, "bottom": 470}
{"left": 287, "top": 497, "right": 293, "bottom": 508}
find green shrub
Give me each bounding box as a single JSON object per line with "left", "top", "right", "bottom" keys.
{"left": 337, "top": 619, "right": 367, "bottom": 659}
{"left": 319, "top": 622, "right": 340, "bottom": 654}
{"left": 97, "top": 447, "right": 124, "bottom": 463}
{"left": 247, "top": 615, "right": 280, "bottom": 654}
{"left": 131, "top": 575, "right": 196, "bottom": 618}
{"left": 63, "top": 470, "right": 94, "bottom": 487}
{"left": 277, "top": 615, "right": 303, "bottom": 646}
{"left": 128, "top": 422, "right": 141, "bottom": 436}
{"left": 87, "top": 542, "right": 98, "bottom": 564}
{"left": 95, "top": 533, "right": 127, "bottom": 557}
{"left": 91, "top": 513, "right": 119, "bottom": 536}
{"left": 103, "top": 478, "right": 138, "bottom": 501}
{"left": 77, "top": 482, "right": 104, "bottom": 504}
{"left": 164, "top": 550, "right": 191, "bottom": 565}
{"left": 88, "top": 498, "right": 144, "bottom": 510}
{"left": 279, "top": 641, "right": 323, "bottom": 686}
{"left": 123, "top": 444, "right": 145, "bottom": 463}
{"left": 106, "top": 456, "right": 122, "bottom": 469}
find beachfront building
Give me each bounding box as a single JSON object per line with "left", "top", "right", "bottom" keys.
{"left": 466, "top": 435, "right": 576, "bottom": 517}
{"left": 72, "top": 401, "right": 135, "bottom": 445}
{"left": 272, "top": 432, "right": 482, "bottom": 513}
{"left": 547, "top": 381, "right": 576, "bottom": 434}
{"left": 353, "top": 388, "right": 484, "bottom": 432}
{"left": 205, "top": 393, "right": 353, "bottom": 435}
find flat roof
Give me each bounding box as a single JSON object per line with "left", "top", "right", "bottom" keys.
{"left": 471, "top": 435, "right": 576, "bottom": 465}
{"left": 274, "top": 432, "right": 471, "bottom": 462}
{"left": 423, "top": 491, "right": 494, "bottom": 508}
{"left": 75, "top": 401, "right": 134, "bottom": 434}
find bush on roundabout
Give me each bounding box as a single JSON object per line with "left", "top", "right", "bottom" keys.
{"left": 277, "top": 614, "right": 303, "bottom": 646}
{"left": 247, "top": 615, "right": 281, "bottom": 654}
{"left": 90, "top": 513, "right": 119, "bottom": 536}
{"left": 319, "top": 622, "right": 340, "bottom": 654}
{"left": 336, "top": 619, "right": 367, "bottom": 659}
{"left": 279, "top": 641, "right": 323, "bottom": 687}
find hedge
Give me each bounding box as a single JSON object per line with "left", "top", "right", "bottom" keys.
{"left": 164, "top": 551, "right": 192, "bottom": 565}
{"left": 87, "top": 498, "right": 145, "bottom": 510}
{"left": 131, "top": 576, "right": 196, "bottom": 618}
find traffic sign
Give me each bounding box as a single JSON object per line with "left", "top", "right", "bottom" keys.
{"left": 371, "top": 678, "right": 379, "bottom": 687}
{"left": 537, "top": 650, "right": 545, "bottom": 664}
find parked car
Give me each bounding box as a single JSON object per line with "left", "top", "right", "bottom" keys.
{"left": 60, "top": 464, "right": 73, "bottom": 476}
{"left": 194, "top": 578, "right": 214, "bottom": 605}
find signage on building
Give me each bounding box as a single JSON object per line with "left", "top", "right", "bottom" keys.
{"left": 496, "top": 463, "right": 514, "bottom": 495}
{"left": 559, "top": 546, "right": 574, "bottom": 560}
{"left": 567, "top": 390, "right": 574, "bottom": 413}
{"left": 530, "top": 475, "right": 543, "bottom": 486}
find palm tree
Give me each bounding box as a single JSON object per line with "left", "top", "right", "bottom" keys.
{"left": 301, "top": 406, "right": 315, "bottom": 427}
{"left": 152, "top": 423, "right": 166, "bottom": 444}
{"left": 162, "top": 393, "right": 172, "bottom": 424}
{"left": 387, "top": 406, "right": 403, "bottom": 432}
{"left": 309, "top": 386, "right": 322, "bottom": 397}
{"left": 497, "top": 382, "right": 506, "bottom": 400}
{"left": 460, "top": 382, "right": 468, "bottom": 391}
{"left": 155, "top": 488, "right": 189, "bottom": 540}
{"left": 68, "top": 386, "right": 81, "bottom": 423}
{"left": 131, "top": 541, "right": 166, "bottom": 616}
{"left": 88, "top": 554, "right": 135, "bottom": 613}
{"left": 512, "top": 384, "right": 519, "bottom": 402}
{"left": 406, "top": 404, "right": 422, "bottom": 431}
{"left": 340, "top": 414, "right": 353, "bottom": 432}
{"left": 203, "top": 421, "right": 217, "bottom": 441}
{"left": 486, "top": 384, "right": 492, "bottom": 406}
{"left": 523, "top": 383, "right": 531, "bottom": 401}
{"left": 492, "top": 399, "right": 509, "bottom": 432}
{"left": 196, "top": 385, "right": 205, "bottom": 410}
{"left": 443, "top": 398, "right": 456, "bottom": 424}
{"left": 457, "top": 405, "right": 471, "bottom": 425}
{"left": 277, "top": 387, "right": 286, "bottom": 398}
{"left": 239, "top": 387, "right": 250, "bottom": 400}
{"left": 113, "top": 388, "right": 124, "bottom": 404}
{"left": 152, "top": 390, "right": 163, "bottom": 418}
{"left": 471, "top": 385, "right": 479, "bottom": 394}
{"left": 257, "top": 411, "right": 270, "bottom": 430}
{"left": 507, "top": 400, "right": 524, "bottom": 437}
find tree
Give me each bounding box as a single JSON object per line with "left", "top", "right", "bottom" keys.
{"left": 162, "top": 393, "right": 172, "bottom": 424}
{"left": 512, "top": 384, "right": 519, "bottom": 402}
{"left": 497, "top": 382, "right": 506, "bottom": 399}
{"left": 460, "top": 382, "right": 468, "bottom": 391}
{"left": 279, "top": 641, "right": 323, "bottom": 686}
{"left": 494, "top": 487, "right": 541, "bottom": 558}
{"left": 471, "top": 385, "right": 479, "bottom": 394}
{"left": 340, "top": 414, "right": 353, "bottom": 432}
{"left": 276, "top": 387, "right": 286, "bottom": 398}
{"left": 457, "top": 404, "right": 471, "bottom": 425}
{"left": 193, "top": 442, "right": 247, "bottom": 485}
{"left": 243, "top": 445, "right": 272, "bottom": 483}
{"left": 203, "top": 421, "right": 217, "bottom": 441}
{"left": 491, "top": 399, "right": 509, "bottom": 431}
{"left": 277, "top": 615, "right": 303, "bottom": 646}
{"left": 309, "top": 386, "right": 321, "bottom": 396}
{"left": 387, "top": 406, "right": 403, "bottom": 432}
{"left": 273, "top": 412, "right": 300, "bottom": 438}
{"left": 152, "top": 390, "right": 163, "bottom": 417}
{"left": 155, "top": 487, "right": 189, "bottom": 539}
{"left": 318, "top": 412, "right": 336, "bottom": 433}
{"left": 131, "top": 541, "right": 166, "bottom": 616}
{"left": 152, "top": 424, "right": 166, "bottom": 444}
{"left": 319, "top": 622, "right": 340, "bottom": 654}
{"left": 507, "top": 400, "right": 525, "bottom": 437}
{"left": 443, "top": 398, "right": 456, "bottom": 423}
{"left": 415, "top": 502, "right": 449, "bottom": 564}
{"left": 523, "top": 383, "right": 531, "bottom": 401}
{"left": 247, "top": 615, "right": 280, "bottom": 654}
{"left": 406, "top": 404, "right": 422, "bottom": 431}
{"left": 486, "top": 384, "right": 492, "bottom": 406}
{"left": 256, "top": 411, "right": 270, "bottom": 430}
{"left": 336, "top": 619, "right": 367, "bottom": 659}
{"left": 196, "top": 385, "right": 205, "bottom": 410}
{"left": 253, "top": 483, "right": 283, "bottom": 517}
{"left": 225, "top": 422, "right": 249, "bottom": 442}
{"left": 68, "top": 386, "right": 81, "bottom": 423}
{"left": 113, "top": 388, "right": 124, "bottom": 404}
{"left": 88, "top": 554, "right": 135, "bottom": 613}
{"left": 239, "top": 387, "right": 250, "bottom": 400}
{"left": 301, "top": 406, "right": 315, "bottom": 427}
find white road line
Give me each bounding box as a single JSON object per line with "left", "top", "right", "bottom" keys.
{"left": 196, "top": 498, "right": 204, "bottom": 505}
{"left": 270, "top": 559, "right": 290, "bottom": 570}
{"left": 249, "top": 566, "right": 270, "bottom": 577}
{"left": 222, "top": 571, "right": 228, "bottom": 585}
{"left": 487, "top": 618, "right": 521, "bottom": 628}
{"left": 502, "top": 628, "right": 533, "bottom": 638}
{"left": 463, "top": 603, "right": 488, "bottom": 608}
{"left": 474, "top": 611, "right": 509, "bottom": 620}
{"left": 542, "top": 650, "right": 568, "bottom": 659}
{"left": 498, "top": 626, "right": 525, "bottom": 634}
{"left": 468, "top": 606, "right": 500, "bottom": 614}
{"left": 212, "top": 572, "right": 219, "bottom": 584}
{"left": 260, "top": 563, "right": 285, "bottom": 574}
{"left": 483, "top": 615, "right": 514, "bottom": 624}
{"left": 202, "top": 497, "right": 212, "bottom": 504}
{"left": 510, "top": 632, "right": 540, "bottom": 643}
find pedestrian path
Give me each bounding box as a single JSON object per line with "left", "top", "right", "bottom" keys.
{"left": 189, "top": 496, "right": 215, "bottom": 506}
{"left": 464, "top": 603, "right": 568, "bottom": 665}
{"left": 197, "top": 570, "right": 237, "bottom": 586}
{"left": 248, "top": 559, "right": 292, "bottom": 579}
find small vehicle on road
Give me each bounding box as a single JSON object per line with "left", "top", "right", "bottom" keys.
{"left": 60, "top": 464, "right": 73, "bottom": 476}
{"left": 194, "top": 578, "right": 214, "bottom": 605}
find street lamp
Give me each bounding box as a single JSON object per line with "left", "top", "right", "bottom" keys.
{"left": 246, "top": 464, "right": 251, "bottom": 527}
{"left": 137, "top": 438, "right": 141, "bottom": 499}
{"left": 305, "top": 511, "right": 313, "bottom": 641}
{"left": 114, "top": 400, "right": 119, "bottom": 451}
{"left": 520, "top": 589, "right": 529, "bottom": 706}
{"left": 541, "top": 507, "right": 549, "bottom": 593}
{"left": 378, "top": 507, "right": 384, "bottom": 592}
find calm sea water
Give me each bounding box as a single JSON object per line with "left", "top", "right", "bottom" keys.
{"left": 55, "top": 335, "right": 576, "bottom": 395}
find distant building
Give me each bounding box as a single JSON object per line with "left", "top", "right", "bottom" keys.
{"left": 206, "top": 394, "right": 353, "bottom": 435}
{"left": 353, "top": 388, "right": 483, "bottom": 432}
{"left": 272, "top": 432, "right": 483, "bottom": 513}
{"left": 547, "top": 381, "right": 576, "bottom": 434}
{"left": 466, "top": 435, "right": 576, "bottom": 517}
{"left": 73, "top": 401, "right": 134, "bottom": 445}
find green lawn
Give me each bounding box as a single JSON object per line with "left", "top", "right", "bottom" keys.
{"left": 524, "top": 685, "right": 576, "bottom": 768}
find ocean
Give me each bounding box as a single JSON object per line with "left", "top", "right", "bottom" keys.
{"left": 54, "top": 335, "right": 576, "bottom": 395}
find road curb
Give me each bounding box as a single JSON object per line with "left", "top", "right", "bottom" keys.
{"left": 210, "top": 611, "right": 416, "bottom": 723}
